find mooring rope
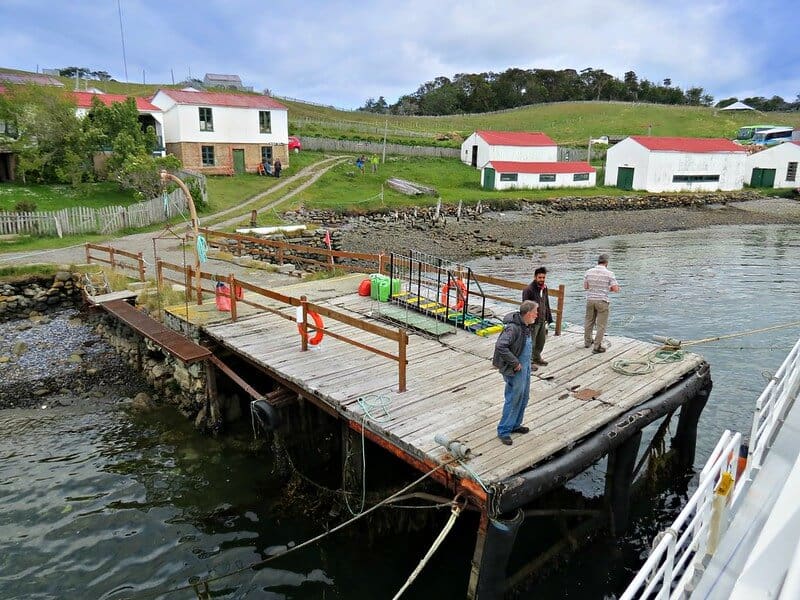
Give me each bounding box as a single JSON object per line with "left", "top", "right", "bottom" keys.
{"left": 392, "top": 499, "right": 465, "bottom": 600}
{"left": 131, "top": 457, "right": 461, "bottom": 599}
{"left": 680, "top": 319, "right": 800, "bottom": 347}
{"left": 344, "top": 395, "right": 393, "bottom": 516}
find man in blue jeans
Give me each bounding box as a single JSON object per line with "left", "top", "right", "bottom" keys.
{"left": 492, "top": 300, "right": 538, "bottom": 445}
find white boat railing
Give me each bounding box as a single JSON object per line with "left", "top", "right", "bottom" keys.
{"left": 740, "top": 336, "right": 800, "bottom": 506}
{"left": 620, "top": 431, "right": 741, "bottom": 600}
{"left": 621, "top": 335, "right": 800, "bottom": 599}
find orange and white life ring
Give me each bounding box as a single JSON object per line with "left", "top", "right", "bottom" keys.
{"left": 441, "top": 279, "right": 468, "bottom": 311}
{"left": 296, "top": 306, "right": 325, "bottom": 345}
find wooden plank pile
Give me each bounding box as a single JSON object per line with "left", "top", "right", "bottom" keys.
{"left": 386, "top": 178, "right": 438, "bottom": 196}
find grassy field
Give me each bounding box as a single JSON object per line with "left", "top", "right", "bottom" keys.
{"left": 249, "top": 151, "right": 639, "bottom": 218}
{"left": 282, "top": 99, "right": 800, "bottom": 148}
{"left": 0, "top": 181, "right": 138, "bottom": 211}
{"left": 203, "top": 150, "right": 322, "bottom": 214}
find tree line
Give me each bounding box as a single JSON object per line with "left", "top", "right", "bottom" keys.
{"left": 359, "top": 67, "right": 800, "bottom": 115}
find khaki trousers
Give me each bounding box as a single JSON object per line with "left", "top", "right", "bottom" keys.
{"left": 584, "top": 299, "right": 610, "bottom": 349}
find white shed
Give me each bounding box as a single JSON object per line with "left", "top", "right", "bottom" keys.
{"left": 604, "top": 136, "right": 747, "bottom": 192}
{"left": 745, "top": 142, "right": 800, "bottom": 188}
{"left": 481, "top": 161, "right": 596, "bottom": 190}
{"left": 461, "top": 131, "right": 557, "bottom": 168}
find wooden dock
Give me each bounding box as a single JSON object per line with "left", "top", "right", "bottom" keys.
{"left": 166, "top": 273, "right": 706, "bottom": 492}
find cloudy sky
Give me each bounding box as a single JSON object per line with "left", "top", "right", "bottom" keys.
{"left": 2, "top": 0, "right": 797, "bottom": 109}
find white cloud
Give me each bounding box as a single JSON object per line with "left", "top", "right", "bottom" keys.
{"left": 0, "top": 0, "right": 795, "bottom": 107}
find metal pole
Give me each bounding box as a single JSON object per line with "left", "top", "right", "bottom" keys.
{"left": 161, "top": 170, "right": 202, "bottom": 305}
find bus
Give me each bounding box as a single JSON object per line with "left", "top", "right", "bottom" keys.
{"left": 734, "top": 124, "right": 782, "bottom": 144}
{"left": 751, "top": 126, "right": 793, "bottom": 146}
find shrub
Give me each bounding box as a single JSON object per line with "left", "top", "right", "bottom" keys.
{"left": 13, "top": 200, "right": 37, "bottom": 212}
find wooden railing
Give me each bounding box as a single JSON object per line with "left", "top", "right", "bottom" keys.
{"left": 197, "top": 230, "right": 566, "bottom": 333}
{"left": 84, "top": 243, "right": 146, "bottom": 281}
{"left": 198, "top": 228, "right": 382, "bottom": 273}
{"left": 156, "top": 259, "right": 409, "bottom": 392}
{"left": 471, "top": 273, "right": 566, "bottom": 335}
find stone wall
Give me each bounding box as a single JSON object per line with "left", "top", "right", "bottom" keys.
{"left": 93, "top": 314, "right": 218, "bottom": 432}
{"left": 0, "top": 271, "right": 82, "bottom": 322}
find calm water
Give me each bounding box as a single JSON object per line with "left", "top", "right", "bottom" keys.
{"left": 1, "top": 224, "right": 799, "bottom": 599}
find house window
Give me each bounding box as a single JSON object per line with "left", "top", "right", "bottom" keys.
{"left": 499, "top": 173, "right": 518, "bottom": 182}
{"left": 260, "top": 146, "right": 273, "bottom": 163}
{"left": 787, "top": 162, "right": 797, "bottom": 182}
{"left": 573, "top": 173, "right": 590, "bottom": 181}
{"left": 539, "top": 174, "right": 556, "bottom": 182}
{"left": 0, "top": 120, "right": 18, "bottom": 138}
{"left": 201, "top": 145, "right": 215, "bottom": 166}
{"left": 672, "top": 174, "right": 720, "bottom": 182}
{"left": 259, "top": 111, "right": 272, "bottom": 134}
{"left": 199, "top": 107, "right": 214, "bottom": 131}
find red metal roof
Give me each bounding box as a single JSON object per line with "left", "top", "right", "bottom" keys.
{"left": 155, "top": 89, "right": 287, "bottom": 110}
{"left": 477, "top": 130, "right": 556, "bottom": 147}
{"left": 629, "top": 136, "right": 746, "bottom": 153}
{"left": 73, "top": 91, "right": 160, "bottom": 112}
{"left": 487, "top": 161, "right": 595, "bottom": 174}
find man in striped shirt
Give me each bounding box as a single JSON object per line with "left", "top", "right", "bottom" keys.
{"left": 583, "top": 254, "right": 620, "bottom": 353}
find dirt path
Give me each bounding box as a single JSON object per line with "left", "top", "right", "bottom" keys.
{"left": 0, "top": 156, "right": 349, "bottom": 288}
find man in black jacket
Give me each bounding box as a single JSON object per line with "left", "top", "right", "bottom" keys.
{"left": 522, "top": 266, "right": 553, "bottom": 366}
{"left": 492, "top": 300, "right": 538, "bottom": 445}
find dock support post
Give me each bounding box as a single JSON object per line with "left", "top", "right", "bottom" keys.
{"left": 468, "top": 509, "right": 524, "bottom": 600}
{"left": 671, "top": 380, "right": 712, "bottom": 472}
{"left": 342, "top": 423, "right": 365, "bottom": 512}
{"left": 604, "top": 430, "right": 642, "bottom": 536}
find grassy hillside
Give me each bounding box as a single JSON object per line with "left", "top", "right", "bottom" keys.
{"left": 3, "top": 67, "right": 799, "bottom": 148}
{"left": 282, "top": 98, "right": 800, "bottom": 147}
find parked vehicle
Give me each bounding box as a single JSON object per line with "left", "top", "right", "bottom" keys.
{"left": 750, "top": 126, "right": 793, "bottom": 146}
{"left": 734, "top": 124, "right": 781, "bottom": 144}
{"left": 288, "top": 136, "right": 302, "bottom": 152}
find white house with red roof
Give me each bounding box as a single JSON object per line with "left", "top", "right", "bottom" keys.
{"left": 150, "top": 89, "right": 289, "bottom": 174}
{"left": 461, "top": 130, "right": 558, "bottom": 168}
{"left": 72, "top": 91, "right": 165, "bottom": 156}
{"left": 604, "top": 136, "right": 747, "bottom": 192}
{"left": 481, "top": 161, "right": 596, "bottom": 190}
{"left": 745, "top": 141, "right": 800, "bottom": 188}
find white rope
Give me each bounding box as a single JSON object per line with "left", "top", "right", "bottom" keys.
{"left": 392, "top": 501, "right": 463, "bottom": 599}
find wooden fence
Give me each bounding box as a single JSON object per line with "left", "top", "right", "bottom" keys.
{"left": 155, "top": 258, "right": 409, "bottom": 392}
{"left": 0, "top": 188, "right": 187, "bottom": 238}
{"left": 197, "top": 229, "right": 566, "bottom": 334}
{"left": 299, "top": 137, "right": 460, "bottom": 159}
{"left": 84, "top": 243, "right": 146, "bottom": 281}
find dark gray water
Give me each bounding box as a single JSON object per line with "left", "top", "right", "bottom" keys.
{"left": 1, "top": 224, "right": 799, "bottom": 599}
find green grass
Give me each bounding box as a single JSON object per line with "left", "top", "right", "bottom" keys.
{"left": 203, "top": 150, "right": 324, "bottom": 214}
{"left": 283, "top": 154, "right": 644, "bottom": 213}
{"left": 0, "top": 181, "right": 138, "bottom": 211}
{"left": 284, "top": 99, "right": 800, "bottom": 148}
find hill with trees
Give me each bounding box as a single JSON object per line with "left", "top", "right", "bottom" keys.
{"left": 359, "top": 67, "right": 800, "bottom": 115}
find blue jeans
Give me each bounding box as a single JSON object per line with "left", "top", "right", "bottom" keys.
{"left": 497, "top": 336, "right": 532, "bottom": 437}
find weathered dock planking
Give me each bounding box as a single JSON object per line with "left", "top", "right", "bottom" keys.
{"left": 170, "top": 274, "right": 705, "bottom": 488}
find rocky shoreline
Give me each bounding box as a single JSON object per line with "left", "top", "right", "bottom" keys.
{"left": 0, "top": 309, "right": 151, "bottom": 410}
{"left": 336, "top": 194, "right": 800, "bottom": 261}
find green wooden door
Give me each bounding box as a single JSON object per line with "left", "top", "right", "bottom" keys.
{"left": 751, "top": 168, "right": 776, "bottom": 187}
{"left": 232, "top": 149, "right": 245, "bottom": 174}
{"left": 617, "top": 167, "right": 634, "bottom": 190}
{"left": 483, "top": 168, "right": 495, "bottom": 190}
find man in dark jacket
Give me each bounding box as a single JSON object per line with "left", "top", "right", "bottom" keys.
{"left": 492, "top": 300, "right": 538, "bottom": 445}
{"left": 522, "top": 266, "right": 552, "bottom": 366}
